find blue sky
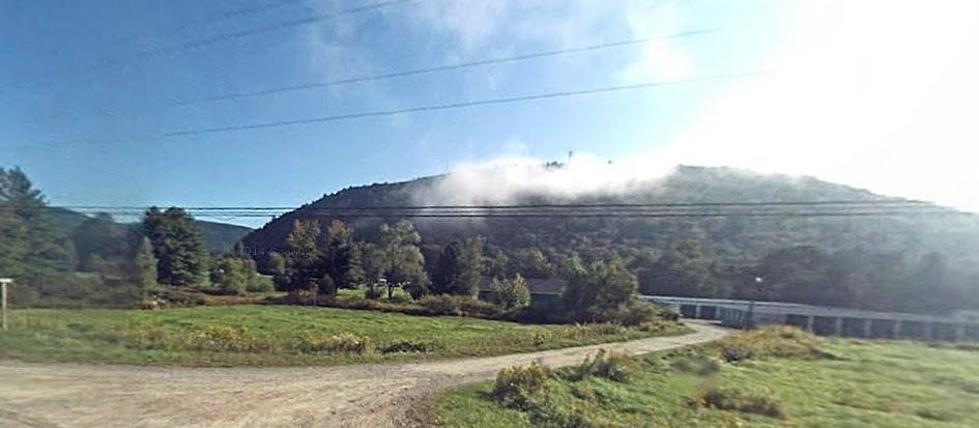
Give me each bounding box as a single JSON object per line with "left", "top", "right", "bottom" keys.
{"left": 2, "top": 0, "right": 976, "bottom": 226}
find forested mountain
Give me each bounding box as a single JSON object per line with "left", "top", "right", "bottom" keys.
{"left": 48, "top": 209, "right": 251, "bottom": 253}
{"left": 242, "top": 165, "right": 979, "bottom": 314}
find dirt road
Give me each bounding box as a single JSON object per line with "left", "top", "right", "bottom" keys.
{"left": 0, "top": 322, "right": 727, "bottom": 428}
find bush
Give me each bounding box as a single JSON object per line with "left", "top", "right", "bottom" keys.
{"left": 606, "top": 303, "right": 657, "bottom": 326}
{"left": 490, "top": 274, "right": 531, "bottom": 311}
{"left": 493, "top": 364, "right": 553, "bottom": 410}
{"left": 245, "top": 274, "right": 275, "bottom": 293}
{"left": 699, "top": 384, "right": 784, "bottom": 418}
{"left": 455, "top": 296, "right": 500, "bottom": 317}
{"left": 567, "top": 349, "right": 634, "bottom": 382}
{"left": 654, "top": 305, "right": 680, "bottom": 322}
{"left": 418, "top": 294, "right": 460, "bottom": 316}
{"left": 711, "top": 326, "right": 836, "bottom": 362}
{"left": 670, "top": 353, "right": 721, "bottom": 376}
{"left": 381, "top": 340, "right": 439, "bottom": 353}
{"left": 385, "top": 292, "right": 413, "bottom": 304}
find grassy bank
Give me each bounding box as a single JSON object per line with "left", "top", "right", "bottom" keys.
{"left": 0, "top": 305, "right": 686, "bottom": 367}
{"left": 428, "top": 327, "right": 979, "bottom": 427}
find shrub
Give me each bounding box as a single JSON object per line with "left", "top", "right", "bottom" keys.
{"left": 245, "top": 274, "right": 275, "bottom": 293}
{"left": 606, "top": 303, "right": 657, "bottom": 326}
{"left": 637, "top": 320, "right": 672, "bottom": 333}
{"left": 699, "top": 384, "right": 784, "bottom": 418}
{"left": 418, "top": 294, "right": 461, "bottom": 316}
{"left": 654, "top": 305, "right": 680, "bottom": 322}
{"left": 493, "top": 364, "right": 553, "bottom": 410}
{"left": 490, "top": 274, "right": 531, "bottom": 311}
{"left": 712, "top": 326, "right": 835, "bottom": 362}
{"left": 670, "top": 353, "right": 721, "bottom": 376}
{"left": 567, "top": 349, "right": 634, "bottom": 382}
{"left": 381, "top": 340, "right": 439, "bottom": 353}
{"left": 455, "top": 296, "right": 500, "bottom": 317}
{"left": 385, "top": 292, "right": 413, "bottom": 304}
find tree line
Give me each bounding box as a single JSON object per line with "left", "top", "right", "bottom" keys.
{"left": 3, "top": 165, "right": 976, "bottom": 316}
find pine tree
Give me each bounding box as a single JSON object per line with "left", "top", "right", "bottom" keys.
{"left": 142, "top": 207, "right": 210, "bottom": 286}
{"left": 134, "top": 237, "right": 158, "bottom": 297}
{"left": 0, "top": 167, "right": 70, "bottom": 282}
{"left": 282, "top": 219, "right": 322, "bottom": 292}
{"left": 432, "top": 237, "right": 484, "bottom": 296}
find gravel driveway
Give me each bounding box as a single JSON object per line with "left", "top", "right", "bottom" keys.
{"left": 0, "top": 321, "right": 727, "bottom": 428}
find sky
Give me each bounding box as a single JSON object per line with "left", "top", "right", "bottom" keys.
{"left": 1, "top": 0, "right": 977, "bottom": 227}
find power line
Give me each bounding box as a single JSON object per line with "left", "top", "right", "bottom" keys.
{"left": 49, "top": 200, "right": 930, "bottom": 211}
{"left": 163, "top": 71, "right": 769, "bottom": 138}
{"left": 169, "top": 28, "right": 722, "bottom": 107}
{"left": 7, "top": 0, "right": 420, "bottom": 91}
{"left": 22, "top": 28, "right": 721, "bottom": 125}
{"left": 6, "top": 71, "right": 768, "bottom": 151}
{"left": 29, "top": 200, "right": 965, "bottom": 221}
{"left": 80, "top": 211, "right": 961, "bottom": 220}
{"left": 104, "top": 0, "right": 305, "bottom": 47}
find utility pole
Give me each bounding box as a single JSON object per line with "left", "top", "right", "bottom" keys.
{"left": 1, "top": 278, "right": 11, "bottom": 332}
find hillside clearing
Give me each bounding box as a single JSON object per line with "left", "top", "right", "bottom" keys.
{"left": 0, "top": 305, "right": 686, "bottom": 366}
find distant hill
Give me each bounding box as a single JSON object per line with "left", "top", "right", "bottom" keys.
{"left": 243, "top": 165, "right": 979, "bottom": 266}
{"left": 194, "top": 220, "right": 254, "bottom": 253}
{"left": 240, "top": 165, "right": 979, "bottom": 313}
{"left": 48, "top": 209, "right": 252, "bottom": 253}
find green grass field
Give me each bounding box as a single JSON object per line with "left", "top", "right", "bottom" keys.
{"left": 0, "top": 305, "right": 684, "bottom": 367}
{"left": 428, "top": 328, "right": 979, "bottom": 427}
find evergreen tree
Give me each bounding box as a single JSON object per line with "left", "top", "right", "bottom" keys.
{"left": 432, "top": 237, "right": 484, "bottom": 296}
{"left": 320, "top": 220, "right": 364, "bottom": 288}
{"left": 134, "top": 237, "right": 158, "bottom": 295}
{"left": 142, "top": 207, "right": 210, "bottom": 286}
{"left": 282, "top": 219, "right": 322, "bottom": 293}
{"left": 70, "top": 212, "right": 128, "bottom": 272}
{"left": 0, "top": 167, "right": 70, "bottom": 282}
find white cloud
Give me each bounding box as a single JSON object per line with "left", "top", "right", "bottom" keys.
{"left": 658, "top": 0, "right": 979, "bottom": 211}
{"left": 413, "top": 153, "right": 676, "bottom": 205}
{"left": 617, "top": 1, "right": 695, "bottom": 82}
{"left": 403, "top": 0, "right": 511, "bottom": 52}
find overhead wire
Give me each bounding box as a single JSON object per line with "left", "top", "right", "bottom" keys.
{"left": 21, "top": 28, "right": 721, "bottom": 125}
{"left": 162, "top": 71, "right": 769, "bottom": 138}
{"left": 5, "top": 0, "right": 420, "bottom": 91}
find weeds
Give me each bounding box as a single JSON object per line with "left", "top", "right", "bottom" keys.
{"left": 381, "top": 340, "right": 439, "bottom": 353}
{"left": 698, "top": 384, "right": 784, "bottom": 418}
{"left": 670, "top": 353, "right": 721, "bottom": 376}
{"left": 566, "top": 349, "right": 634, "bottom": 383}
{"left": 493, "top": 364, "right": 553, "bottom": 410}
{"left": 711, "top": 326, "right": 837, "bottom": 362}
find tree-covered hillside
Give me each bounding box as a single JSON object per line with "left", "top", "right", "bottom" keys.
{"left": 242, "top": 165, "right": 979, "bottom": 314}
{"left": 48, "top": 209, "right": 251, "bottom": 253}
